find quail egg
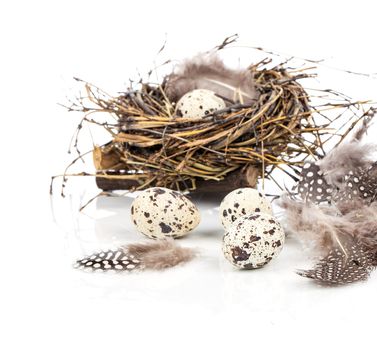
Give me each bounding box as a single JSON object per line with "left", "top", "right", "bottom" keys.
{"left": 222, "top": 212, "right": 285, "bottom": 269}
{"left": 131, "top": 187, "right": 200, "bottom": 239}
{"left": 220, "top": 188, "right": 273, "bottom": 230}
{"left": 176, "top": 89, "right": 226, "bottom": 118}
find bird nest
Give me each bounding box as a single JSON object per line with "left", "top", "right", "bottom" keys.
{"left": 56, "top": 51, "right": 371, "bottom": 196}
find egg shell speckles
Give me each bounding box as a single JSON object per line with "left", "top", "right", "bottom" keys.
{"left": 130, "top": 187, "right": 200, "bottom": 239}
{"left": 220, "top": 188, "right": 273, "bottom": 230}
{"left": 176, "top": 89, "right": 226, "bottom": 118}
{"left": 222, "top": 212, "right": 285, "bottom": 269}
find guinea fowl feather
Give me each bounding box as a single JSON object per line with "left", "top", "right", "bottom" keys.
{"left": 296, "top": 242, "right": 374, "bottom": 285}
{"left": 74, "top": 239, "right": 196, "bottom": 272}
{"left": 164, "top": 53, "right": 258, "bottom": 104}
{"left": 296, "top": 114, "right": 377, "bottom": 206}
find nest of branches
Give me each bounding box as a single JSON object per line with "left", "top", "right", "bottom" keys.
{"left": 58, "top": 54, "right": 371, "bottom": 195}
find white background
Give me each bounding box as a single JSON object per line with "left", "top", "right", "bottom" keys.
{"left": 1, "top": 1, "right": 377, "bottom": 349}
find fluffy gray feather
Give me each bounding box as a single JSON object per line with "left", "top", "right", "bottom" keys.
{"left": 280, "top": 195, "right": 377, "bottom": 263}
{"left": 164, "top": 53, "right": 258, "bottom": 104}
{"left": 125, "top": 239, "right": 197, "bottom": 270}
{"left": 317, "top": 142, "right": 376, "bottom": 188}
{"left": 316, "top": 116, "right": 376, "bottom": 188}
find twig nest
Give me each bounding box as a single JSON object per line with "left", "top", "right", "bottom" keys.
{"left": 176, "top": 89, "right": 226, "bottom": 118}
{"left": 219, "top": 188, "right": 273, "bottom": 230}
{"left": 131, "top": 187, "right": 200, "bottom": 239}
{"left": 222, "top": 212, "right": 285, "bottom": 269}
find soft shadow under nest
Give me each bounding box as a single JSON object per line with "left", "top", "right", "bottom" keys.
{"left": 57, "top": 54, "right": 371, "bottom": 195}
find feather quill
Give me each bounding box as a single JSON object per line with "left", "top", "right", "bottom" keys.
{"left": 280, "top": 196, "right": 349, "bottom": 253}
{"left": 164, "top": 53, "right": 258, "bottom": 104}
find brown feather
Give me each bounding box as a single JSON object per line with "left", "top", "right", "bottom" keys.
{"left": 124, "top": 239, "right": 197, "bottom": 270}
{"left": 280, "top": 196, "right": 377, "bottom": 264}
{"left": 279, "top": 196, "right": 348, "bottom": 253}
{"left": 164, "top": 53, "right": 258, "bottom": 104}
{"left": 317, "top": 142, "right": 376, "bottom": 188}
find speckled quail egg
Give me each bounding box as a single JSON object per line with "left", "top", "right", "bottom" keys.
{"left": 176, "top": 89, "right": 226, "bottom": 118}
{"left": 131, "top": 187, "right": 200, "bottom": 239}
{"left": 219, "top": 188, "right": 273, "bottom": 230}
{"left": 222, "top": 212, "right": 285, "bottom": 269}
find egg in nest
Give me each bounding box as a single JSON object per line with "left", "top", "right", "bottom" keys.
{"left": 131, "top": 187, "right": 200, "bottom": 239}
{"left": 176, "top": 89, "right": 226, "bottom": 118}
{"left": 219, "top": 188, "right": 273, "bottom": 230}
{"left": 222, "top": 212, "right": 285, "bottom": 269}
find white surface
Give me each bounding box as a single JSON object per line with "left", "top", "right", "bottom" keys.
{"left": 1, "top": 0, "right": 377, "bottom": 349}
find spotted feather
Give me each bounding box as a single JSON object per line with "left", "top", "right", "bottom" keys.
{"left": 73, "top": 249, "right": 142, "bottom": 272}
{"left": 296, "top": 162, "right": 334, "bottom": 203}
{"left": 297, "top": 162, "right": 377, "bottom": 205}
{"left": 297, "top": 243, "right": 374, "bottom": 284}
{"left": 333, "top": 163, "right": 377, "bottom": 204}
{"left": 73, "top": 239, "right": 196, "bottom": 273}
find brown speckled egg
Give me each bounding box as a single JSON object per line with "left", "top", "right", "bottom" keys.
{"left": 130, "top": 187, "right": 200, "bottom": 239}
{"left": 176, "top": 89, "right": 226, "bottom": 118}
{"left": 220, "top": 188, "right": 273, "bottom": 230}
{"left": 222, "top": 212, "right": 285, "bottom": 269}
